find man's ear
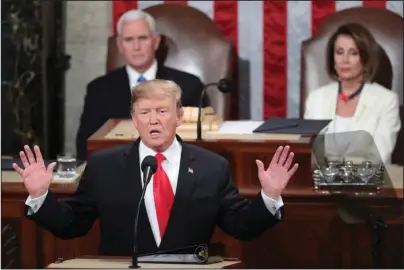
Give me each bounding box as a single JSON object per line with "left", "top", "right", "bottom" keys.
{"left": 116, "top": 36, "right": 123, "bottom": 53}
{"left": 131, "top": 112, "right": 138, "bottom": 130}
{"left": 176, "top": 108, "right": 184, "bottom": 127}
{"left": 153, "top": 34, "right": 161, "bottom": 51}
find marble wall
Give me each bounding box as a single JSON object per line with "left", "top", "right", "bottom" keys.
{"left": 1, "top": 0, "right": 45, "bottom": 154}
{"left": 64, "top": 1, "right": 112, "bottom": 154}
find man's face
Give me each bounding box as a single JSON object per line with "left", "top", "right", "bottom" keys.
{"left": 132, "top": 93, "right": 182, "bottom": 152}
{"left": 117, "top": 19, "right": 161, "bottom": 72}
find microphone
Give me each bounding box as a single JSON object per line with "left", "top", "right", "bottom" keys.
{"left": 196, "top": 78, "right": 232, "bottom": 141}
{"left": 140, "top": 156, "right": 157, "bottom": 186}
{"left": 137, "top": 243, "right": 225, "bottom": 264}
{"left": 130, "top": 155, "right": 158, "bottom": 269}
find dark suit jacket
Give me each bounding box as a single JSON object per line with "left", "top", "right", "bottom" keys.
{"left": 26, "top": 136, "right": 282, "bottom": 256}
{"left": 76, "top": 64, "right": 206, "bottom": 160}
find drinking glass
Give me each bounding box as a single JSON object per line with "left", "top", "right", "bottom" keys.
{"left": 56, "top": 153, "right": 77, "bottom": 179}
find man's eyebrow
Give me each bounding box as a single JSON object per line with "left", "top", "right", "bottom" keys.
{"left": 123, "top": 34, "right": 150, "bottom": 39}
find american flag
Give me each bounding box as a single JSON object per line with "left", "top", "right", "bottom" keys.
{"left": 112, "top": 0, "right": 403, "bottom": 120}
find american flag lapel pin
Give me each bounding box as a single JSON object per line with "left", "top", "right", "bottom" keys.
{"left": 188, "top": 167, "right": 193, "bottom": 174}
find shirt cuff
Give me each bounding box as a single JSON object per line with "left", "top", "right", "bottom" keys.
{"left": 260, "top": 190, "right": 284, "bottom": 219}
{"left": 25, "top": 191, "right": 48, "bottom": 215}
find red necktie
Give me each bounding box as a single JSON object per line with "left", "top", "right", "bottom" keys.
{"left": 153, "top": 153, "right": 174, "bottom": 238}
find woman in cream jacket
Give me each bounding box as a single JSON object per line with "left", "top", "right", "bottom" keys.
{"left": 304, "top": 23, "right": 401, "bottom": 165}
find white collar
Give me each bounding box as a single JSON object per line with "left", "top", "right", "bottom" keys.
{"left": 126, "top": 60, "right": 158, "bottom": 87}
{"left": 139, "top": 137, "right": 181, "bottom": 165}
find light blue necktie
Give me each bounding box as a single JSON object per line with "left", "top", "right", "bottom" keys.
{"left": 137, "top": 76, "right": 147, "bottom": 83}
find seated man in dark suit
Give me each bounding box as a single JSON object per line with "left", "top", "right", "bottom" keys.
{"left": 14, "top": 79, "right": 299, "bottom": 257}
{"left": 76, "top": 9, "right": 206, "bottom": 160}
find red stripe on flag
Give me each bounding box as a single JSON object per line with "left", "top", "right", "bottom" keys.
{"left": 112, "top": 1, "right": 138, "bottom": 35}
{"left": 363, "top": 0, "right": 386, "bottom": 8}
{"left": 213, "top": 1, "right": 238, "bottom": 51}
{"left": 214, "top": 1, "right": 239, "bottom": 119}
{"left": 263, "top": 1, "right": 288, "bottom": 118}
{"left": 164, "top": 0, "right": 188, "bottom": 5}
{"left": 311, "top": 0, "right": 336, "bottom": 36}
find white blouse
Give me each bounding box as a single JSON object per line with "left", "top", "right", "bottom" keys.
{"left": 333, "top": 115, "right": 354, "bottom": 133}
{"left": 324, "top": 115, "right": 356, "bottom": 162}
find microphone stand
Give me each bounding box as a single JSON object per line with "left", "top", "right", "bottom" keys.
{"left": 337, "top": 195, "right": 387, "bottom": 269}
{"left": 129, "top": 167, "right": 153, "bottom": 269}
{"left": 196, "top": 82, "right": 217, "bottom": 141}
{"left": 370, "top": 215, "right": 387, "bottom": 269}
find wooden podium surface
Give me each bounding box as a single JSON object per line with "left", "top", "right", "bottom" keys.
{"left": 47, "top": 256, "right": 243, "bottom": 269}
{"left": 2, "top": 119, "right": 403, "bottom": 269}
{"left": 87, "top": 119, "right": 314, "bottom": 188}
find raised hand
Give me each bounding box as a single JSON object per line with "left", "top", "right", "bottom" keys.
{"left": 256, "top": 145, "right": 299, "bottom": 200}
{"left": 12, "top": 145, "right": 56, "bottom": 198}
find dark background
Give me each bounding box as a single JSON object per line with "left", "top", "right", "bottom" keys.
{"left": 1, "top": 0, "right": 70, "bottom": 159}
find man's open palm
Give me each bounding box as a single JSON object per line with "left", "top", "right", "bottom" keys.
{"left": 256, "top": 145, "right": 299, "bottom": 200}
{"left": 12, "top": 145, "right": 56, "bottom": 198}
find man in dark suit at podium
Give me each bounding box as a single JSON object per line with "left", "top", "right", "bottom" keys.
{"left": 76, "top": 9, "right": 205, "bottom": 160}
{"left": 13, "top": 79, "right": 298, "bottom": 256}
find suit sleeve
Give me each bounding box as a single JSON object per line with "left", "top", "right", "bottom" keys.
{"left": 373, "top": 93, "right": 401, "bottom": 164}
{"left": 216, "top": 161, "right": 281, "bottom": 241}
{"left": 25, "top": 160, "right": 98, "bottom": 240}
{"left": 76, "top": 82, "right": 106, "bottom": 160}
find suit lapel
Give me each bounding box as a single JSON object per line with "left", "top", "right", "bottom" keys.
{"left": 123, "top": 138, "right": 158, "bottom": 252}
{"left": 114, "top": 67, "right": 132, "bottom": 117}
{"left": 123, "top": 138, "right": 142, "bottom": 199}
{"left": 354, "top": 83, "right": 373, "bottom": 125}
{"left": 116, "top": 66, "right": 131, "bottom": 91}
{"left": 156, "top": 63, "right": 169, "bottom": 80}
{"left": 159, "top": 137, "right": 197, "bottom": 250}
{"left": 325, "top": 82, "right": 339, "bottom": 119}
{"left": 319, "top": 83, "right": 338, "bottom": 133}
{"left": 172, "top": 139, "right": 197, "bottom": 208}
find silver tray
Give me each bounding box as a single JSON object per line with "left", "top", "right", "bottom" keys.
{"left": 313, "top": 160, "right": 385, "bottom": 191}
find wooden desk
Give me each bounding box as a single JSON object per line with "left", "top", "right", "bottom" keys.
{"left": 46, "top": 256, "right": 244, "bottom": 269}
{"left": 2, "top": 172, "right": 403, "bottom": 268}
{"left": 2, "top": 119, "right": 403, "bottom": 268}
{"left": 87, "top": 119, "right": 314, "bottom": 188}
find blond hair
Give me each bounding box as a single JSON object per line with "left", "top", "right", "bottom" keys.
{"left": 131, "top": 79, "right": 183, "bottom": 111}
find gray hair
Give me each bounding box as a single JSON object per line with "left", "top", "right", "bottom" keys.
{"left": 116, "top": 10, "right": 157, "bottom": 36}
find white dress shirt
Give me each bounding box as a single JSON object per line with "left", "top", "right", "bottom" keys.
{"left": 25, "top": 138, "right": 284, "bottom": 247}
{"left": 126, "top": 60, "right": 158, "bottom": 90}
{"left": 139, "top": 138, "right": 182, "bottom": 246}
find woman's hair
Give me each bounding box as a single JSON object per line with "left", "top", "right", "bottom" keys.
{"left": 326, "top": 23, "right": 380, "bottom": 82}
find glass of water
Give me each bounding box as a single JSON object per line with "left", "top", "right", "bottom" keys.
{"left": 56, "top": 153, "right": 77, "bottom": 179}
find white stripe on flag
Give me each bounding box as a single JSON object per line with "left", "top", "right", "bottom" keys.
{"left": 238, "top": 1, "right": 264, "bottom": 120}
{"left": 386, "top": 0, "right": 404, "bottom": 18}
{"left": 138, "top": 1, "right": 164, "bottom": 10}
{"left": 287, "top": 1, "right": 312, "bottom": 118}
{"left": 188, "top": 1, "right": 214, "bottom": 20}
{"left": 127, "top": 0, "right": 403, "bottom": 120}
{"left": 335, "top": 0, "right": 363, "bottom": 11}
